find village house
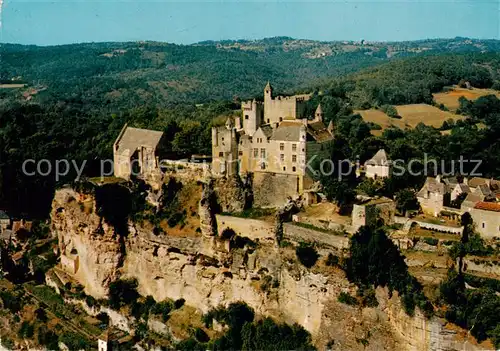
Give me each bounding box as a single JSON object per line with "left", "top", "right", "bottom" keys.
{"left": 212, "top": 83, "right": 334, "bottom": 202}
{"left": 364, "top": 149, "right": 391, "bottom": 179}
{"left": 470, "top": 202, "right": 500, "bottom": 240}
{"left": 417, "top": 176, "right": 450, "bottom": 216}
{"left": 113, "top": 124, "right": 167, "bottom": 180}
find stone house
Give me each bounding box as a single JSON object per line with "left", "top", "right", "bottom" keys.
{"left": 98, "top": 328, "right": 132, "bottom": 351}
{"left": 450, "top": 183, "right": 471, "bottom": 202}
{"left": 417, "top": 177, "right": 451, "bottom": 216}
{"left": 352, "top": 197, "right": 395, "bottom": 232}
{"left": 113, "top": 124, "right": 166, "bottom": 180}
{"left": 461, "top": 186, "right": 496, "bottom": 212}
{"left": 212, "top": 83, "right": 333, "bottom": 205}
{"left": 470, "top": 202, "right": 500, "bottom": 240}
{"left": 364, "top": 149, "right": 391, "bottom": 179}
{"left": 0, "top": 210, "right": 10, "bottom": 232}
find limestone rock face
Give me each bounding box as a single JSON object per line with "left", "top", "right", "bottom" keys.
{"left": 213, "top": 174, "right": 250, "bottom": 213}
{"left": 50, "top": 186, "right": 492, "bottom": 351}
{"left": 51, "top": 188, "right": 123, "bottom": 298}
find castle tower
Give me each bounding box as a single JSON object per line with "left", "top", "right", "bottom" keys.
{"left": 212, "top": 118, "right": 239, "bottom": 176}
{"left": 314, "top": 104, "right": 323, "bottom": 122}
{"left": 241, "top": 99, "right": 263, "bottom": 136}
{"left": 264, "top": 81, "right": 273, "bottom": 100}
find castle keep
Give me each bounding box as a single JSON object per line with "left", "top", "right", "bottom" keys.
{"left": 212, "top": 83, "right": 333, "bottom": 205}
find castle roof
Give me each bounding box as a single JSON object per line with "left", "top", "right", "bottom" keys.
{"left": 473, "top": 201, "right": 500, "bottom": 212}
{"left": 259, "top": 125, "right": 274, "bottom": 139}
{"left": 365, "top": 149, "right": 390, "bottom": 167}
{"left": 114, "top": 126, "right": 164, "bottom": 155}
{"left": 265, "top": 81, "right": 272, "bottom": 91}
{"left": 307, "top": 121, "right": 333, "bottom": 143}
{"left": 315, "top": 104, "right": 323, "bottom": 115}
{"left": 270, "top": 122, "right": 302, "bottom": 142}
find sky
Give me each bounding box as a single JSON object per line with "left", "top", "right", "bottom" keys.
{"left": 0, "top": 0, "right": 499, "bottom": 45}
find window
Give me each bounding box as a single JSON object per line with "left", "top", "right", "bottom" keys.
{"left": 219, "top": 152, "right": 223, "bottom": 157}
{"left": 261, "top": 163, "right": 266, "bottom": 170}
{"left": 482, "top": 222, "right": 485, "bottom": 229}
{"left": 292, "top": 155, "right": 297, "bottom": 163}
{"left": 283, "top": 167, "right": 286, "bottom": 171}
{"left": 238, "top": 151, "right": 243, "bottom": 156}
{"left": 280, "top": 154, "right": 284, "bottom": 162}
{"left": 245, "top": 115, "right": 249, "bottom": 120}
{"left": 267, "top": 119, "right": 270, "bottom": 123}
{"left": 221, "top": 137, "right": 224, "bottom": 142}
{"left": 292, "top": 166, "right": 296, "bottom": 172}
{"left": 261, "top": 149, "right": 266, "bottom": 158}
{"left": 279, "top": 117, "right": 283, "bottom": 122}
{"left": 302, "top": 148, "right": 305, "bottom": 152}
{"left": 292, "top": 144, "right": 297, "bottom": 152}
{"left": 280, "top": 143, "right": 284, "bottom": 151}
{"left": 253, "top": 148, "right": 258, "bottom": 158}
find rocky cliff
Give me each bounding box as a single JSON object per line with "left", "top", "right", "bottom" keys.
{"left": 50, "top": 185, "right": 490, "bottom": 350}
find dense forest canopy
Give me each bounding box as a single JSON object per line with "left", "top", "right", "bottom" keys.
{"left": 2, "top": 38, "right": 500, "bottom": 217}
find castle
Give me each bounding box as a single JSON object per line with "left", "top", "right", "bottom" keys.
{"left": 212, "top": 83, "right": 333, "bottom": 205}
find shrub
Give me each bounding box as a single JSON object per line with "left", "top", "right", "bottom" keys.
{"left": 423, "top": 237, "right": 439, "bottom": 246}
{"left": 338, "top": 292, "right": 358, "bottom": 306}
{"left": 296, "top": 243, "right": 319, "bottom": 268}
{"left": 18, "top": 321, "right": 34, "bottom": 339}
{"left": 108, "top": 278, "right": 140, "bottom": 309}
{"left": 194, "top": 327, "right": 209, "bottom": 343}
{"left": 325, "top": 253, "right": 340, "bottom": 267}
{"left": 174, "top": 298, "right": 185, "bottom": 309}
{"left": 152, "top": 300, "right": 174, "bottom": 322}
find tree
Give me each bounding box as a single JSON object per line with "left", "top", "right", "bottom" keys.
{"left": 295, "top": 243, "right": 319, "bottom": 268}
{"left": 395, "top": 189, "right": 419, "bottom": 216}
{"left": 108, "top": 279, "right": 140, "bottom": 309}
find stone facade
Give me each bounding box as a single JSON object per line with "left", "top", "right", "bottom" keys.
{"left": 469, "top": 202, "right": 500, "bottom": 239}
{"left": 365, "top": 149, "right": 391, "bottom": 179}
{"left": 417, "top": 177, "right": 449, "bottom": 216}
{"left": 352, "top": 197, "right": 396, "bottom": 232}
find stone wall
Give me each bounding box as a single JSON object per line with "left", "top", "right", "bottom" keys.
{"left": 463, "top": 257, "right": 500, "bottom": 277}
{"left": 252, "top": 171, "right": 300, "bottom": 207}
{"left": 215, "top": 214, "right": 275, "bottom": 243}
{"left": 283, "top": 223, "right": 349, "bottom": 250}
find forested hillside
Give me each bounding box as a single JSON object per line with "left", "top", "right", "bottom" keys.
{"left": 2, "top": 37, "right": 500, "bottom": 110}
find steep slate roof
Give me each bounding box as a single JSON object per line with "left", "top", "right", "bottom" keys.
{"left": 474, "top": 201, "right": 500, "bottom": 212}
{"left": 115, "top": 126, "right": 164, "bottom": 154}
{"left": 417, "top": 177, "right": 446, "bottom": 197}
{"left": 315, "top": 104, "right": 323, "bottom": 115}
{"left": 0, "top": 211, "right": 9, "bottom": 220}
{"left": 259, "top": 125, "right": 274, "bottom": 139}
{"left": 455, "top": 183, "right": 471, "bottom": 194}
{"left": 475, "top": 184, "right": 493, "bottom": 197}
{"left": 365, "top": 149, "right": 390, "bottom": 166}
{"left": 307, "top": 121, "right": 333, "bottom": 143}
{"left": 270, "top": 122, "right": 302, "bottom": 142}
{"left": 463, "top": 192, "right": 483, "bottom": 204}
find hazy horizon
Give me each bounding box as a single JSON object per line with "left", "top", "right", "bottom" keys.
{"left": 0, "top": 0, "right": 498, "bottom": 46}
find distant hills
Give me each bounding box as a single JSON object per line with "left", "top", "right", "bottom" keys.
{"left": 2, "top": 37, "right": 500, "bottom": 111}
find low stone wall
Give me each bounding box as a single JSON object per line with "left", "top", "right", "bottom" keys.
{"left": 415, "top": 221, "right": 463, "bottom": 234}
{"left": 283, "top": 223, "right": 349, "bottom": 250}
{"left": 463, "top": 257, "right": 500, "bottom": 277}
{"left": 291, "top": 215, "right": 350, "bottom": 233}
{"left": 215, "top": 214, "right": 275, "bottom": 241}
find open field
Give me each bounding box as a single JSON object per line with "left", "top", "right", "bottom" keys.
{"left": 433, "top": 86, "right": 500, "bottom": 111}
{"left": 356, "top": 104, "right": 464, "bottom": 135}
